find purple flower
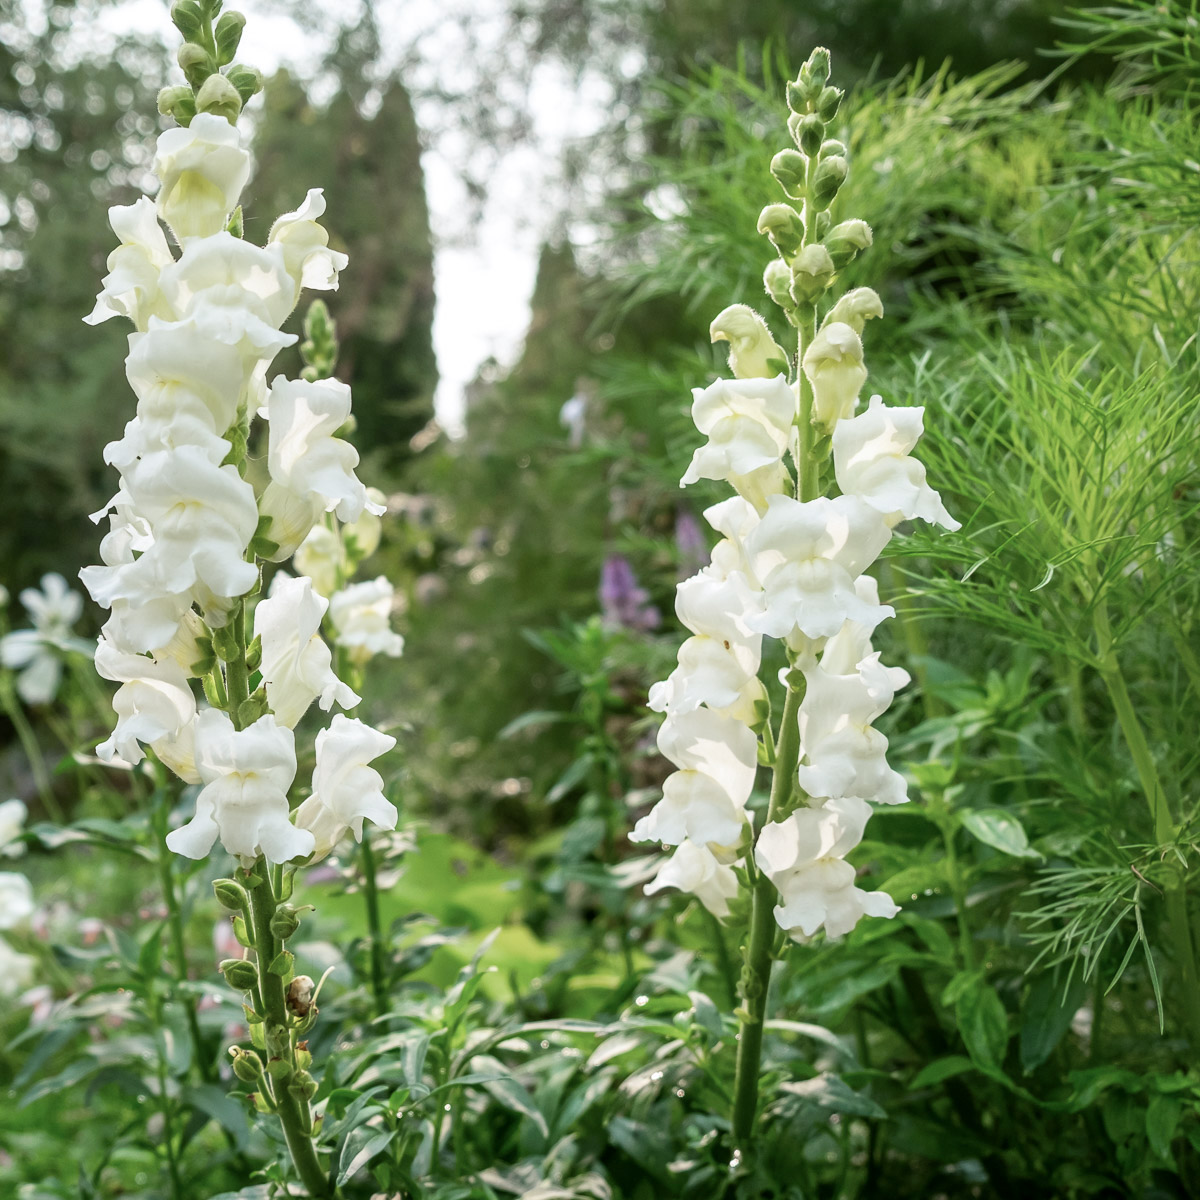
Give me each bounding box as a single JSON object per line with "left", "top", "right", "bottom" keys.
{"left": 599, "top": 554, "right": 661, "bottom": 631}
{"left": 674, "top": 509, "right": 708, "bottom": 579}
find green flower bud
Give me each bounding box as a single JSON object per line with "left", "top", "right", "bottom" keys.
{"left": 795, "top": 114, "right": 824, "bottom": 159}
{"left": 220, "top": 958, "right": 259, "bottom": 990}
{"left": 224, "top": 64, "right": 263, "bottom": 106}
{"left": 170, "top": 0, "right": 205, "bottom": 43}
{"left": 785, "top": 79, "right": 808, "bottom": 114}
{"left": 213, "top": 878, "right": 248, "bottom": 912}
{"left": 709, "top": 304, "right": 788, "bottom": 379}
{"left": 769, "top": 148, "right": 807, "bottom": 198}
{"left": 195, "top": 72, "right": 242, "bottom": 123}
{"left": 816, "top": 210, "right": 832, "bottom": 238}
{"left": 820, "top": 139, "right": 848, "bottom": 160}
{"left": 288, "top": 1070, "right": 319, "bottom": 1101}
{"left": 214, "top": 11, "right": 245, "bottom": 66}
{"left": 270, "top": 904, "right": 302, "bottom": 940}
{"left": 817, "top": 85, "right": 843, "bottom": 123}
{"left": 789, "top": 244, "right": 836, "bottom": 305}
{"left": 825, "top": 218, "right": 873, "bottom": 268}
{"left": 236, "top": 693, "right": 268, "bottom": 728}
{"left": 763, "top": 259, "right": 793, "bottom": 309}
{"left": 156, "top": 85, "right": 197, "bottom": 127}
{"left": 806, "top": 47, "right": 832, "bottom": 88}
{"left": 810, "top": 156, "right": 848, "bottom": 211}
{"left": 821, "top": 286, "right": 884, "bottom": 334}
{"left": 756, "top": 203, "right": 804, "bottom": 257}
{"left": 230, "top": 1046, "right": 264, "bottom": 1083}
{"left": 177, "top": 42, "right": 213, "bottom": 89}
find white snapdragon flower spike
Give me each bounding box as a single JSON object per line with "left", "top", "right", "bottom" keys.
{"left": 329, "top": 577, "right": 405, "bottom": 665}
{"left": 166, "top": 710, "right": 314, "bottom": 865}
{"left": 833, "top": 395, "right": 961, "bottom": 530}
{"left": 756, "top": 796, "right": 898, "bottom": 940}
{"left": 802, "top": 321, "right": 867, "bottom": 427}
{"left": 293, "top": 715, "right": 397, "bottom": 860}
{"left": 630, "top": 769, "right": 748, "bottom": 854}
{"left": 268, "top": 189, "right": 349, "bottom": 299}
{"left": 0, "top": 573, "right": 91, "bottom": 705}
{"left": 0, "top": 936, "right": 35, "bottom": 997}
{"left": 0, "top": 799, "right": 26, "bottom": 857}
{"left": 746, "top": 494, "right": 893, "bottom": 639}
{"left": 84, "top": 198, "right": 174, "bottom": 330}
{"left": 657, "top": 706, "right": 759, "bottom": 809}
{"left": 152, "top": 112, "right": 251, "bottom": 242}
{"left": 645, "top": 840, "right": 740, "bottom": 918}
{"left": 0, "top": 871, "right": 34, "bottom": 930}
{"left": 681, "top": 376, "right": 796, "bottom": 510}
{"left": 94, "top": 638, "right": 200, "bottom": 782}
{"left": 254, "top": 575, "right": 359, "bottom": 729}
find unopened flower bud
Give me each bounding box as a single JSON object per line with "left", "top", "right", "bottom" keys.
{"left": 756, "top": 203, "right": 804, "bottom": 257}
{"left": 170, "top": 0, "right": 204, "bottom": 42}
{"left": 286, "top": 974, "right": 315, "bottom": 1019}
{"left": 270, "top": 904, "right": 302, "bottom": 940}
{"left": 214, "top": 11, "right": 246, "bottom": 66}
{"left": 806, "top": 48, "right": 832, "bottom": 88}
{"left": 820, "top": 139, "right": 848, "bottom": 160}
{"left": 221, "top": 958, "right": 259, "bottom": 990}
{"left": 709, "top": 304, "right": 788, "bottom": 379}
{"left": 195, "top": 72, "right": 243, "bottom": 123}
{"left": 176, "top": 42, "right": 212, "bottom": 90}
{"left": 230, "top": 1046, "right": 264, "bottom": 1082}
{"left": 810, "top": 156, "right": 848, "bottom": 211}
{"left": 213, "top": 878, "right": 248, "bottom": 912}
{"left": 763, "top": 259, "right": 793, "bottom": 310}
{"left": 785, "top": 79, "right": 809, "bottom": 114}
{"left": 156, "top": 85, "right": 197, "bottom": 126}
{"left": 794, "top": 114, "right": 824, "bottom": 159}
{"left": 825, "top": 218, "right": 873, "bottom": 268}
{"left": 817, "top": 86, "right": 843, "bottom": 122}
{"left": 790, "top": 244, "right": 836, "bottom": 305}
{"left": 769, "top": 149, "right": 806, "bottom": 198}
{"left": 822, "top": 286, "right": 884, "bottom": 334}
{"left": 816, "top": 210, "right": 832, "bottom": 238}
{"left": 225, "top": 64, "right": 263, "bottom": 106}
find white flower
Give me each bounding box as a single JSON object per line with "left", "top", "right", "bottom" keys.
{"left": 94, "top": 638, "right": 200, "bottom": 782}
{"left": 817, "top": 576, "right": 885, "bottom": 675}
{"left": 709, "top": 304, "right": 788, "bottom": 379}
{"left": 648, "top": 637, "right": 764, "bottom": 718}
{"left": 802, "top": 321, "right": 867, "bottom": 427}
{"left": 264, "top": 376, "right": 380, "bottom": 524}
{"left": 0, "top": 573, "right": 90, "bottom": 705}
{"left": 254, "top": 575, "right": 359, "bottom": 728}
{"left": 756, "top": 796, "right": 898, "bottom": 940}
{"left": 681, "top": 376, "right": 796, "bottom": 510}
{"left": 293, "top": 715, "right": 397, "bottom": 860}
{"left": 152, "top": 113, "right": 251, "bottom": 241}
{"left": 746, "top": 494, "right": 893, "bottom": 639}
{"left": 294, "top": 524, "right": 344, "bottom": 597}
{"left": 342, "top": 489, "right": 385, "bottom": 558}
{"left": 832, "top": 395, "right": 960, "bottom": 529}
{"left": 329, "top": 577, "right": 404, "bottom": 665}
{"left": 166, "top": 710, "right": 314, "bottom": 864}
{"left": 674, "top": 569, "right": 763, "bottom": 656}
{"left": 644, "top": 840, "right": 740, "bottom": 918}
{"left": 0, "top": 799, "right": 26, "bottom": 857}
{"left": 84, "top": 198, "right": 175, "bottom": 330}
{"left": 702, "top": 496, "right": 762, "bottom": 581}
{"left": 0, "top": 936, "right": 35, "bottom": 997}
{"left": 268, "top": 189, "right": 348, "bottom": 298}
{"left": 0, "top": 871, "right": 34, "bottom": 930}
{"left": 631, "top": 769, "right": 748, "bottom": 853}
{"left": 656, "top": 706, "right": 758, "bottom": 809}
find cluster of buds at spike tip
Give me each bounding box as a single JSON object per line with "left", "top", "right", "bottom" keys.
{"left": 631, "top": 47, "right": 961, "bottom": 945}
{"left": 157, "top": 0, "right": 262, "bottom": 127}
{"left": 755, "top": 48, "right": 871, "bottom": 327}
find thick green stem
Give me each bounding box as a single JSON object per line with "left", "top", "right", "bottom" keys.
{"left": 359, "top": 830, "right": 388, "bottom": 1018}
{"left": 247, "top": 864, "right": 334, "bottom": 1198}
{"left": 224, "top": 602, "right": 250, "bottom": 727}
{"left": 731, "top": 683, "right": 802, "bottom": 1146}
{"left": 1093, "top": 602, "right": 1200, "bottom": 1046}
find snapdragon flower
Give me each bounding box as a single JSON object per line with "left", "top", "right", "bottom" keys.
{"left": 166, "top": 711, "right": 314, "bottom": 865}
{"left": 268, "top": 189, "right": 349, "bottom": 300}
{"left": 801, "top": 321, "right": 867, "bottom": 427}
{"left": 0, "top": 573, "right": 92, "bottom": 705}
{"left": 84, "top": 198, "right": 175, "bottom": 330}
{"left": 0, "top": 871, "right": 34, "bottom": 930}
{"left": 329, "top": 577, "right": 405, "bottom": 665}
{"left": 0, "top": 799, "right": 26, "bottom": 857}
{"left": 293, "top": 715, "right": 397, "bottom": 860}
{"left": 152, "top": 112, "right": 251, "bottom": 242}
{"left": 645, "top": 840, "right": 740, "bottom": 918}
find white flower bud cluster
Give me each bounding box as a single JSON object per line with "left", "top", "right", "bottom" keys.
{"left": 82, "top": 113, "right": 398, "bottom": 866}
{"left": 633, "top": 289, "right": 959, "bottom": 939}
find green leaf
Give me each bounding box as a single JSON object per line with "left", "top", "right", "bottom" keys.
{"left": 961, "top": 808, "right": 1042, "bottom": 860}
{"left": 1146, "top": 1093, "right": 1182, "bottom": 1161}
{"left": 497, "top": 710, "right": 573, "bottom": 739}
{"left": 480, "top": 1075, "right": 550, "bottom": 1138}
{"left": 779, "top": 1072, "right": 887, "bottom": 1119}
{"left": 955, "top": 983, "right": 1009, "bottom": 1071}
{"left": 337, "top": 1127, "right": 397, "bottom": 1187}
{"left": 1020, "top": 970, "right": 1086, "bottom": 1073}
{"left": 909, "top": 1055, "right": 976, "bottom": 1090}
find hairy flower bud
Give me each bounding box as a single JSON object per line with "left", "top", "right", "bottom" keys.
{"left": 790, "top": 245, "right": 836, "bottom": 305}
{"left": 810, "top": 156, "right": 848, "bottom": 211}
{"left": 825, "top": 219, "right": 873, "bottom": 268}
{"left": 194, "top": 73, "right": 242, "bottom": 123}
{"left": 820, "top": 139, "right": 848, "bottom": 160}
{"left": 817, "top": 86, "right": 843, "bottom": 122}
{"left": 214, "top": 11, "right": 246, "bottom": 65}
{"left": 709, "top": 304, "right": 788, "bottom": 379}
{"left": 769, "top": 149, "right": 807, "bottom": 198}
{"left": 795, "top": 114, "right": 824, "bottom": 159}
{"left": 225, "top": 64, "right": 264, "bottom": 105}
{"left": 170, "top": 0, "right": 204, "bottom": 43}
{"left": 213, "top": 877, "right": 248, "bottom": 912}
{"left": 822, "top": 287, "right": 884, "bottom": 334}
{"left": 763, "top": 259, "right": 793, "bottom": 310}
{"left": 756, "top": 204, "right": 804, "bottom": 257}
{"left": 221, "top": 957, "right": 259, "bottom": 990}
{"left": 177, "top": 42, "right": 213, "bottom": 89}
{"left": 157, "top": 85, "right": 197, "bottom": 126}
{"left": 270, "top": 903, "right": 302, "bottom": 940}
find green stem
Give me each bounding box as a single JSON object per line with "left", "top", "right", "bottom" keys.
{"left": 224, "top": 602, "right": 250, "bottom": 727}
{"left": 359, "top": 830, "right": 388, "bottom": 1019}
{"left": 247, "top": 863, "right": 335, "bottom": 1198}
{"left": 931, "top": 794, "right": 974, "bottom": 970}
{"left": 731, "top": 683, "right": 802, "bottom": 1148}
{"left": 1093, "top": 601, "right": 1200, "bottom": 1045}
{"left": 0, "top": 677, "right": 62, "bottom": 821}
